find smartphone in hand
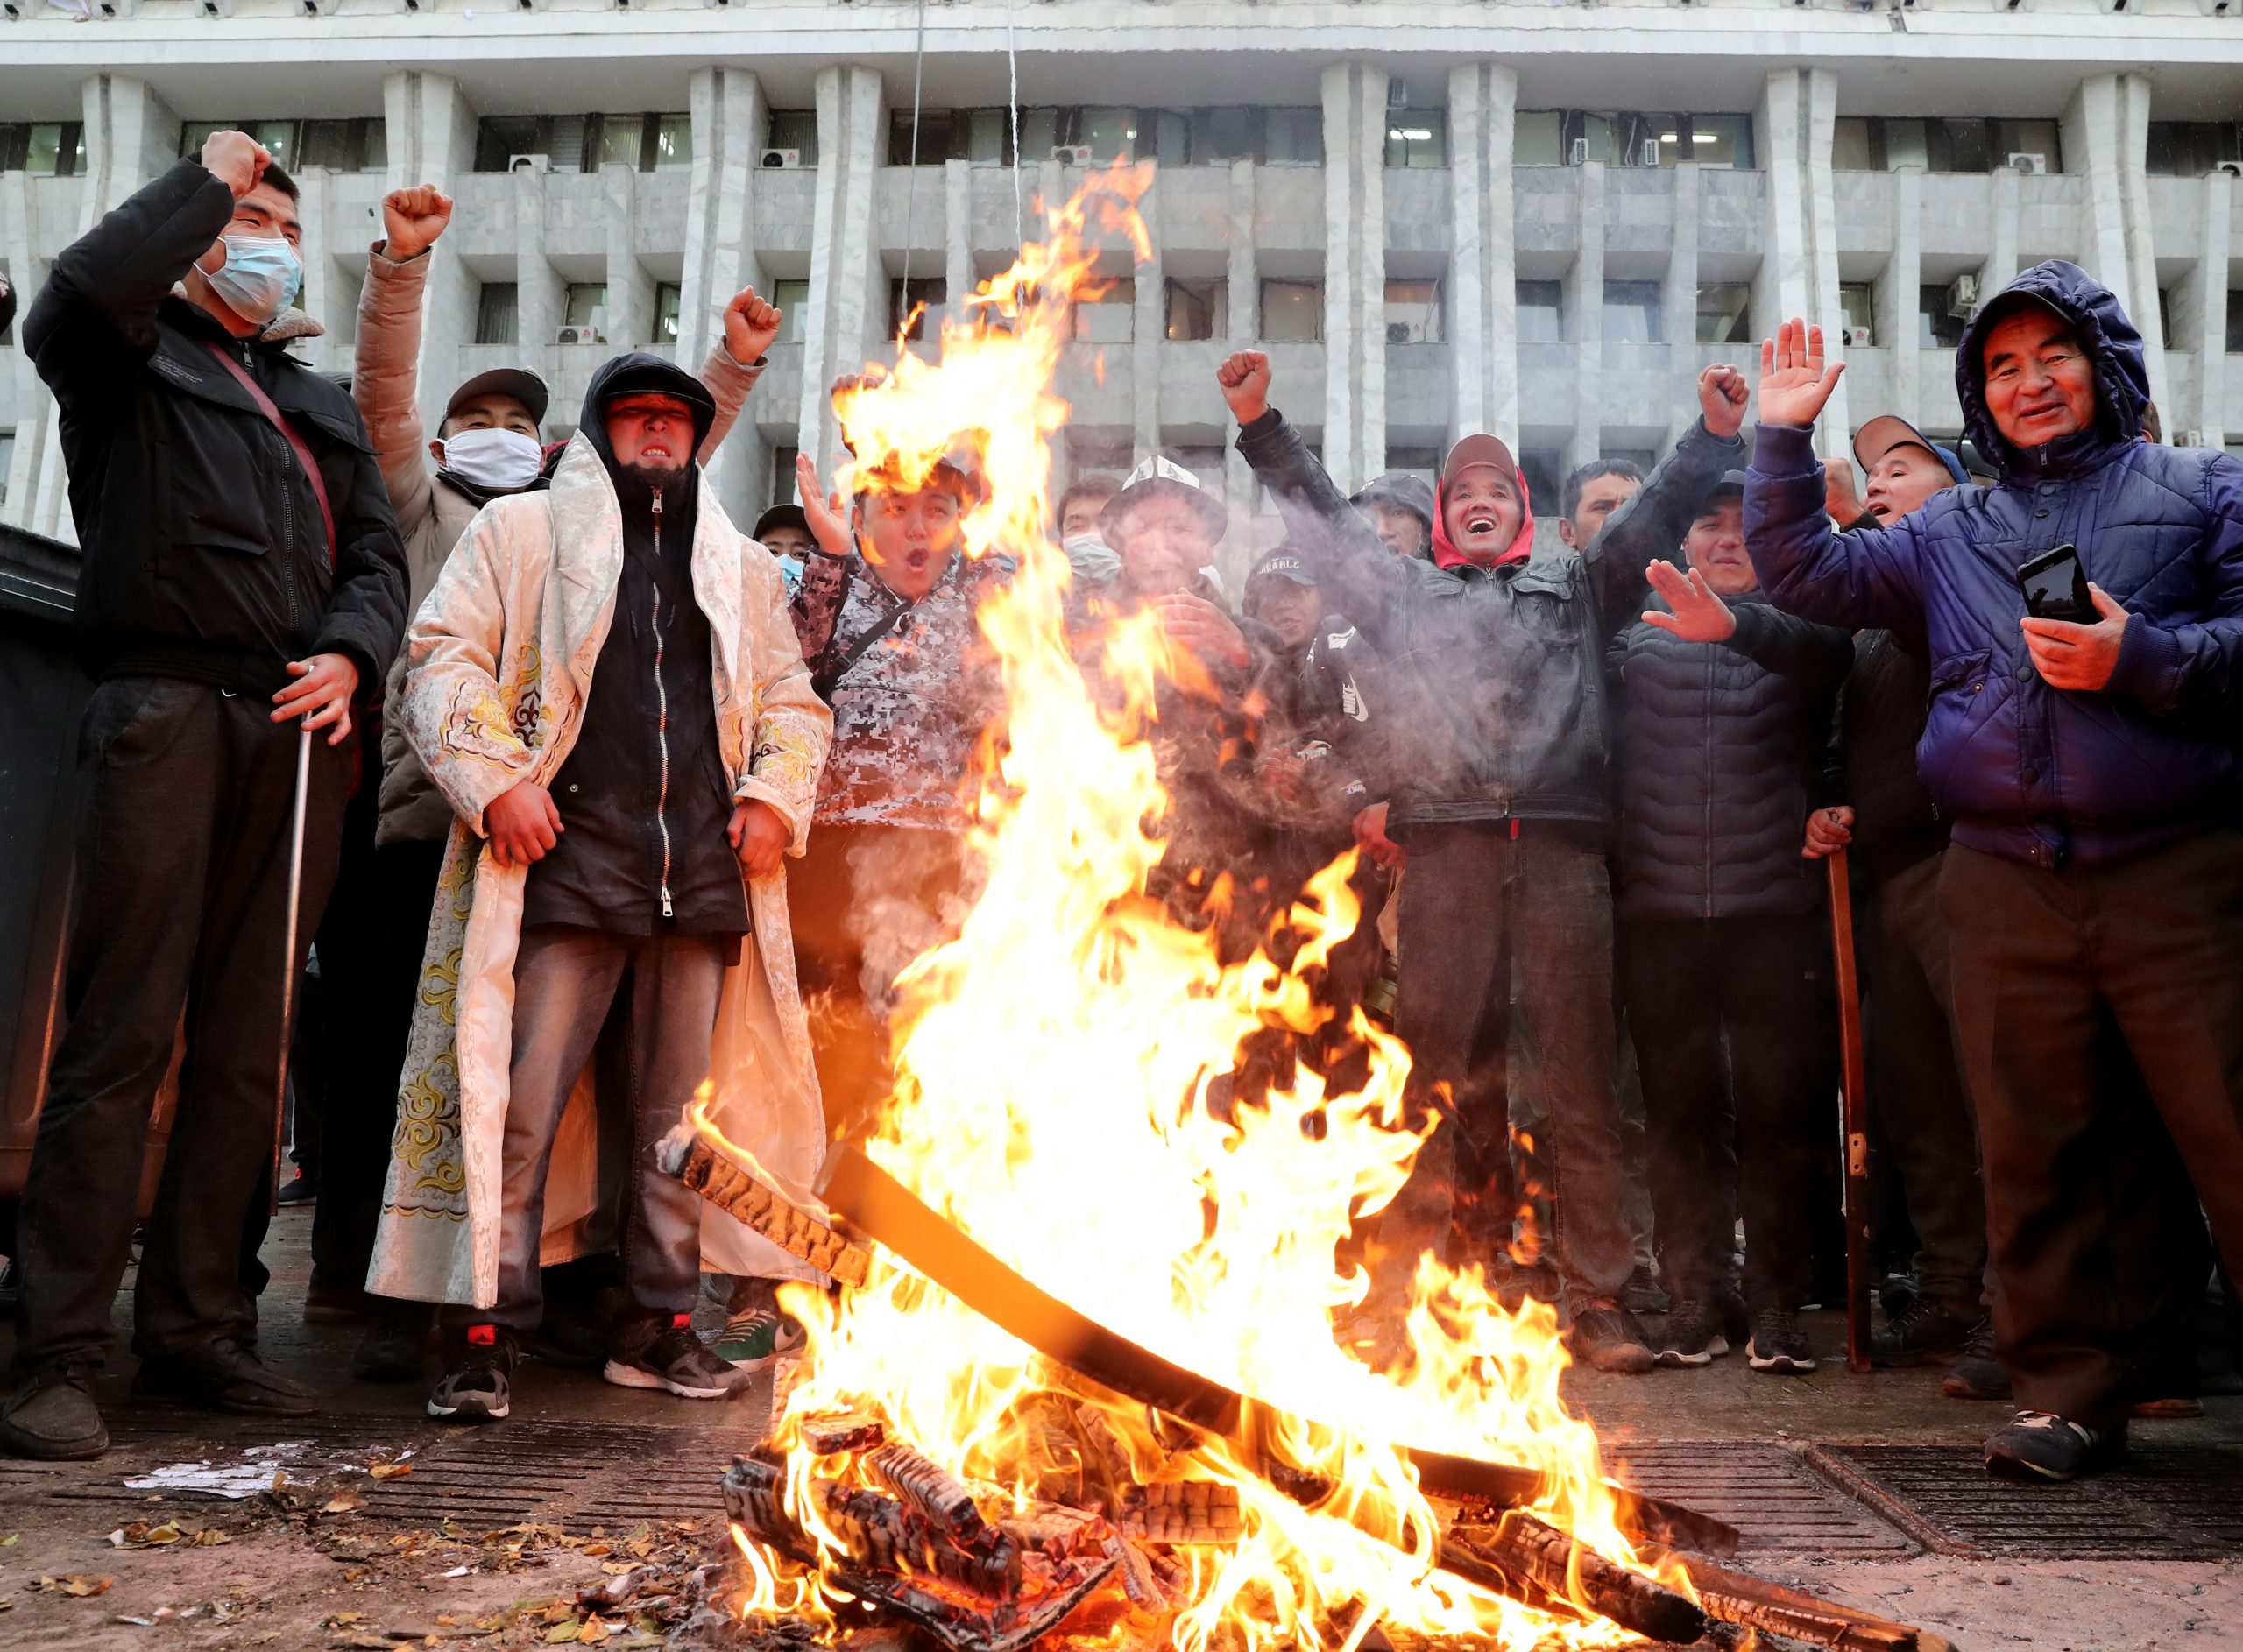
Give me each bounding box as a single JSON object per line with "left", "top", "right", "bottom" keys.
{"left": 2018, "top": 543, "right": 2095, "bottom": 625}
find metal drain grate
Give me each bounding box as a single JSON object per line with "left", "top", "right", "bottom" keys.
{"left": 1602, "top": 1442, "right": 1920, "bottom": 1557}
{"left": 1818, "top": 1444, "right": 2243, "bottom": 1559}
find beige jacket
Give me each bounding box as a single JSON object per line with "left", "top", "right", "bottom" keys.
{"left": 366, "top": 435, "right": 832, "bottom": 1306}
{"left": 353, "top": 243, "right": 766, "bottom": 845}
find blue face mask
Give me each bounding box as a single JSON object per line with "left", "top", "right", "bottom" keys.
{"left": 205, "top": 234, "right": 303, "bottom": 327}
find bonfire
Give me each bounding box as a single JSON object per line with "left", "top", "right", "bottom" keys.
{"left": 669, "top": 167, "right": 1948, "bottom": 1652}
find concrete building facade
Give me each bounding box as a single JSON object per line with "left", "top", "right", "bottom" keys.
{"left": 1, "top": 2, "right": 2239, "bottom": 565}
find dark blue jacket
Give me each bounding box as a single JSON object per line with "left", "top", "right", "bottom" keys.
{"left": 1745, "top": 260, "right": 2243, "bottom": 868}
{"left": 1612, "top": 593, "right": 1852, "bottom": 921}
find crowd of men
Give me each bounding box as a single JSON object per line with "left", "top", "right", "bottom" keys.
{"left": 2, "top": 130, "right": 2239, "bottom": 1489}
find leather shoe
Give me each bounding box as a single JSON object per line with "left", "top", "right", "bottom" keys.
{"left": 132, "top": 1339, "right": 320, "bottom": 1418}
{"left": 0, "top": 1364, "right": 109, "bottom": 1460}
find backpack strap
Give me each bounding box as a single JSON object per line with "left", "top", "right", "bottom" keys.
{"left": 203, "top": 341, "right": 336, "bottom": 568}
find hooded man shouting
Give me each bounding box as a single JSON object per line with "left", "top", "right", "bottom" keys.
{"left": 372, "top": 353, "right": 831, "bottom": 1425}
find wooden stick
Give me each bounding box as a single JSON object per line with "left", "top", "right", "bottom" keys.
{"left": 676, "top": 1135, "right": 873, "bottom": 1286}
{"left": 1827, "top": 847, "right": 1874, "bottom": 1373}
{"left": 1443, "top": 1513, "right": 1707, "bottom": 1646}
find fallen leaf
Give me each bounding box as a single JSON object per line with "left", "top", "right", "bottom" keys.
{"left": 577, "top": 1620, "right": 612, "bottom": 1645}
{"left": 543, "top": 1620, "right": 583, "bottom": 1644}
{"left": 36, "top": 1576, "right": 116, "bottom": 1599}
{"left": 368, "top": 1462, "right": 414, "bottom": 1481}
{"left": 577, "top": 1543, "right": 611, "bottom": 1558}
{"left": 323, "top": 1493, "right": 366, "bottom": 1514}
{"left": 1, "top": 1533, "right": 17, "bottom": 1547}
{"left": 325, "top": 1613, "right": 365, "bottom": 1627}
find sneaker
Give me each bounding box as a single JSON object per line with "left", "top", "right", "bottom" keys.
{"left": 428, "top": 1325, "right": 515, "bottom": 1423}
{"left": 1624, "top": 1263, "right": 1672, "bottom": 1318}
{"left": 1745, "top": 1308, "right": 1817, "bottom": 1373}
{"left": 0, "top": 1361, "right": 108, "bottom": 1460}
{"left": 1567, "top": 1302, "right": 1656, "bottom": 1375}
{"left": 606, "top": 1316, "right": 753, "bottom": 1401}
{"left": 133, "top": 1338, "right": 320, "bottom": 1417}
{"left": 353, "top": 1297, "right": 435, "bottom": 1383}
{"left": 709, "top": 1308, "right": 805, "bottom": 1373}
{"left": 1942, "top": 1317, "right": 2011, "bottom": 1401}
{"left": 1985, "top": 1409, "right": 2125, "bottom": 1482}
{"left": 1652, "top": 1299, "right": 1730, "bottom": 1368}
{"left": 1871, "top": 1295, "right": 1979, "bottom": 1368}
{"left": 275, "top": 1170, "right": 317, "bottom": 1206}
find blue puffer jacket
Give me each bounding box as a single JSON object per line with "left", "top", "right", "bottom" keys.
{"left": 1612, "top": 593, "right": 1853, "bottom": 920}
{"left": 1745, "top": 260, "right": 2243, "bottom": 868}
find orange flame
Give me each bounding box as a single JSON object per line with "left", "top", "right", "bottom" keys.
{"left": 731, "top": 165, "right": 1665, "bottom": 1649}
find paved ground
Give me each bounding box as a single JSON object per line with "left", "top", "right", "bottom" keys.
{"left": 0, "top": 1209, "right": 2235, "bottom": 1650}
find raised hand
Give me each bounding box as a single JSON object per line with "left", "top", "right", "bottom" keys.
{"left": 1757, "top": 317, "right": 1846, "bottom": 431}
{"left": 1822, "top": 456, "right": 1865, "bottom": 525}
{"left": 200, "top": 129, "right": 272, "bottom": 199}
{"left": 724, "top": 285, "right": 782, "bottom": 364}
{"left": 795, "top": 453, "right": 853, "bottom": 560}
{"left": 380, "top": 185, "right": 454, "bottom": 262}
{"left": 1642, "top": 558, "right": 1737, "bottom": 644}
{"left": 1215, "top": 350, "right": 1272, "bottom": 427}
{"left": 1699, "top": 362, "right": 1750, "bottom": 440}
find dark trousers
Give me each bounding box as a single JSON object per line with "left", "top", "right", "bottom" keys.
{"left": 1383, "top": 823, "right": 1635, "bottom": 1309}
{"left": 15, "top": 679, "right": 350, "bottom": 1373}
{"left": 1942, "top": 831, "right": 2243, "bottom": 1431}
{"left": 308, "top": 815, "right": 448, "bottom": 1298}
{"left": 443, "top": 924, "right": 724, "bottom": 1335}
{"left": 1861, "top": 850, "right": 1986, "bottom": 1311}
{"left": 1622, "top": 914, "right": 1829, "bottom": 1314}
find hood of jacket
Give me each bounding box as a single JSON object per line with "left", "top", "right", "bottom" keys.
{"left": 579, "top": 350, "right": 718, "bottom": 504}
{"left": 1429, "top": 438, "right": 1537, "bottom": 571}
{"left": 1955, "top": 260, "right": 2147, "bottom": 477}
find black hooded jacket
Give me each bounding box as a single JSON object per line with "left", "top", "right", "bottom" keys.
{"left": 523, "top": 353, "right": 747, "bottom": 936}
{"left": 25, "top": 159, "right": 404, "bottom": 695}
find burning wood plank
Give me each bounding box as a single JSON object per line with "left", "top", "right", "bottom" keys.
{"left": 1440, "top": 1512, "right": 1707, "bottom": 1647}
{"left": 1659, "top": 1550, "right": 1946, "bottom": 1652}
{"left": 1116, "top": 1479, "right": 1245, "bottom": 1546}
{"left": 799, "top": 1411, "right": 887, "bottom": 1457}
{"left": 865, "top": 1442, "right": 988, "bottom": 1543}
{"left": 677, "top": 1136, "right": 873, "bottom": 1287}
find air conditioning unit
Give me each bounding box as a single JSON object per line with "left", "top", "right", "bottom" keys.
{"left": 1639, "top": 138, "right": 1661, "bottom": 167}
{"left": 2216, "top": 160, "right": 2243, "bottom": 178}
{"left": 2177, "top": 428, "right": 2207, "bottom": 448}
{"left": 2006, "top": 151, "right": 2049, "bottom": 175}
{"left": 1387, "top": 78, "right": 1410, "bottom": 110}
{"left": 2203, "top": 0, "right": 2233, "bottom": 15}
{"left": 1569, "top": 138, "right": 1588, "bottom": 166}
{"left": 761, "top": 148, "right": 803, "bottom": 169}
{"left": 508, "top": 152, "right": 549, "bottom": 173}
{"left": 1998, "top": 0, "right": 2034, "bottom": 11}
{"left": 1843, "top": 325, "right": 1875, "bottom": 348}
{"left": 1945, "top": 272, "right": 1981, "bottom": 319}
{"left": 1051, "top": 145, "right": 1095, "bottom": 166}
{"left": 555, "top": 325, "right": 605, "bottom": 345}
{"left": 1387, "top": 320, "right": 1432, "bottom": 344}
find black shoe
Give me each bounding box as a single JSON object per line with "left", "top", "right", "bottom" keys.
{"left": 603, "top": 1317, "right": 752, "bottom": 1400}
{"left": 1653, "top": 1299, "right": 1730, "bottom": 1368}
{"left": 0, "top": 1362, "right": 108, "bottom": 1460}
{"left": 1872, "top": 1295, "right": 1979, "bottom": 1367}
{"left": 275, "top": 1171, "right": 317, "bottom": 1206}
{"left": 1716, "top": 1287, "right": 1751, "bottom": 1346}
{"left": 353, "top": 1297, "right": 435, "bottom": 1383}
{"left": 1985, "top": 1409, "right": 2125, "bottom": 1482}
{"left": 428, "top": 1326, "right": 515, "bottom": 1423}
{"left": 302, "top": 1272, "right": 368, "bottom": 1326}
{"left": 1623, "top": 1264, "right": 1671, "bottom": 1318}
{"left": 0, "top": 1259, "right": 21, "bottom": 1317}
{"left": 520, "top": 1306, "right": 607, "bottom": 1370}
{"left": 1567, "top": 1302, "right": 1655, "bottom": 1375}
{"left": 1745, "top": 1308, "right": 1817, "bottom": 1373}
{"left": 132, "top": 1339, "right": 319, "bottom": 1418}
{"left": 1942, "top": 1317, "right": 2011, "bottom": 1401}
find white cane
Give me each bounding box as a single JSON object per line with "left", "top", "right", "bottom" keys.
{"left": 272, "top": 723, "right": 314, "bottom": 1218}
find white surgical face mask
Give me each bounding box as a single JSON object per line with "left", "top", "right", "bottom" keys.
{"left": 204, "top": 234, "right": 303, "bottom": 328}
{"left": 439, "top": 427, "right": 544, "bottom": 493}
{"left": 1063, "top": 532, "right": 1122, "bottom": 585}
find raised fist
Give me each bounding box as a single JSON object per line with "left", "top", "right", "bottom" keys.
{"left": 200, "top": 130, "right": 272, "bottom": 200}
{"left": 1215, "top": 350, "right": 1272, "bottom": 427}
{"left": 724, "top": 286, "right": 783, "bottom": 364}
{"left": 380, "top": 186, "right": 455, "bottom": 262}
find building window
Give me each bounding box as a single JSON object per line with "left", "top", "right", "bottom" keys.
{"left": 1519, "top": 111, "right": 1754, "bottom": 171}
{"left": 1840, "top": 282, "right": 1877, "bottom": 347}
{"left": 771, "top": 279, "right": 811, "bottom": 344}
{"left": 1517, "top": 279, "right": 1564, "bottom": 343}
{"left": 1170, "top": 446, "right": 1228, "bottom": 499}
{"left": 563, "top": 283, "right": 609, "bottom": 342}
{"left": 1695, "top": 283, "right": 1751, "bottom": 345}
{"left": 2157, "top": 288, "right": 2177, "bottom": 353}
{"left": 652, "top": 114, "right": 693, "bottom": 170}
{"left": 1260, "top": 279, "right": 1323, "bottom": 343}
{"left": 2229, "top": 290, "right": 2243, "bottom": 355}
{"left": 1383, "top": 110, "right": 1447, "bottom": 170}
{"left": 1384, "top": 279, "right": 1443, "bottom": 345}
{"left": 767, "top": 111, "right": 819, "bottom": 168}
{"left": 1164, "top": 278, "right": 1228, "bottom": 342}
{"left": 1603, "top": 279, "right": 1663, "bottom": 345}
{"left": 1263, "top": 109, "right": 1323, "bottom": 166}
{"left": 1073, "top": 278, "right": 1135, "bottom": 343}
{"left": 893, "top": 106, "right": 1324, "bottom": 168}
{"left": 1918, "top": 284, "right": 1968, "bottom": 349}
{"left": 1514, "top": 111, "right": 1563, "bottom": 166}
{"left": 773, "top": 445, "right": 799, "bottom": 509}
{"left": 2147, "top": 122, "right": 2243, "bottom": 178}
{"left": 1518, "top": 450, "right": 1565, "bottom": 519}
{"left": 655, "top": 283, "right": 683, "bottom": 345}
{"left": 0, "top": 430, "right": 13, "bottom": 505}
{"left": 1833, "top": 116, "right": 2062, "bottom": 174}
{"left": 185, "top": 118, "right": 384, "bottom": 173}
{"left": 0, "top": 123, "right": 85, "bottom": 176}
{"left": 470, "top": 112, "right": 691, "bottom": 174}
{"left": 474, "top": 282, "right": 520, "bottom": 347}
{"left": 892, "top": 277, "right": 945, "bottom": 342}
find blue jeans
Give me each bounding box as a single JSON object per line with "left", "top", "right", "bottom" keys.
{"left": 460, "top": 924, "right": 725, "bottom": 1336}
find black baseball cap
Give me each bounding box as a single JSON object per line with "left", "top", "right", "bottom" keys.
{"left": 1350, "top": 470, "right": 1436, "bottom": 528}
{"left": 445, "top": 366, "right": 549, "bottom": 428}
{"left": 753, "top": 504, "right": 810, "bottom": 542}
{"left": 1248, "top": 551, "right": 1318, "bottom": 588}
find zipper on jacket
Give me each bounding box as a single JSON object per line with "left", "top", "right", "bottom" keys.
{"left": 651, "top": 489, "right": 676, "bottom": 920}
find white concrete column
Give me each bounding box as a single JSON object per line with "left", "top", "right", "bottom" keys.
{"left": 1804, "top": 68, "right": 1848, "bottom": 444}
{"left": 1570, "top": 160, "right": 1605, "bottom": 471}
{"left": 1886, "top": 167, "right": 1923, "bottom": 428}
{"left": 942, "top": 158, "right": 972, "bottom": 321}
{"left": 1665, "top": 160, "right": 1701, "bottom": 452}
{"left": 294, "top": 167, "right": 338, "bottom": 376}
{"left": 1447, "top": 61, "right": 1518, "bottom": 450}
{"left": 1319, "top": 61, "right": 1385, "bottom": 491}
{"left": 796, "top": 64, "right": 886, "bottom": 474}
{"left": 1987, "top": 165, "right": 2021, "bottom": 300}
{"left": 1223, "top": 156, "right": 1258, "bottom": 538}
{"left": 678, "top": 66, "right": 769, "bottom": 519}
{"left": 603, "top": 166, "right": 652, "bottom": 353}
{"left": 2063, "top": 73, "right": 2166, "bottom": 407}
{"left": 1130, "top": 173, "right": 1161, "bottom": 468}
{"left": 1758, "top": 67, "right": 1846, "bottom": 454}
{"left": 383, "top": 70, "right": 480, "bottom": 445}
{"left": 2182, "top": 171, "right": 2232, "bottom": 448}
{"left": 2, "top": 169, "right": 47, "bottom": 528}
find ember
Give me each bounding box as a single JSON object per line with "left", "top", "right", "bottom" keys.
{"left": 679, "top": 166, "right": 1954, "bottom": 1652}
